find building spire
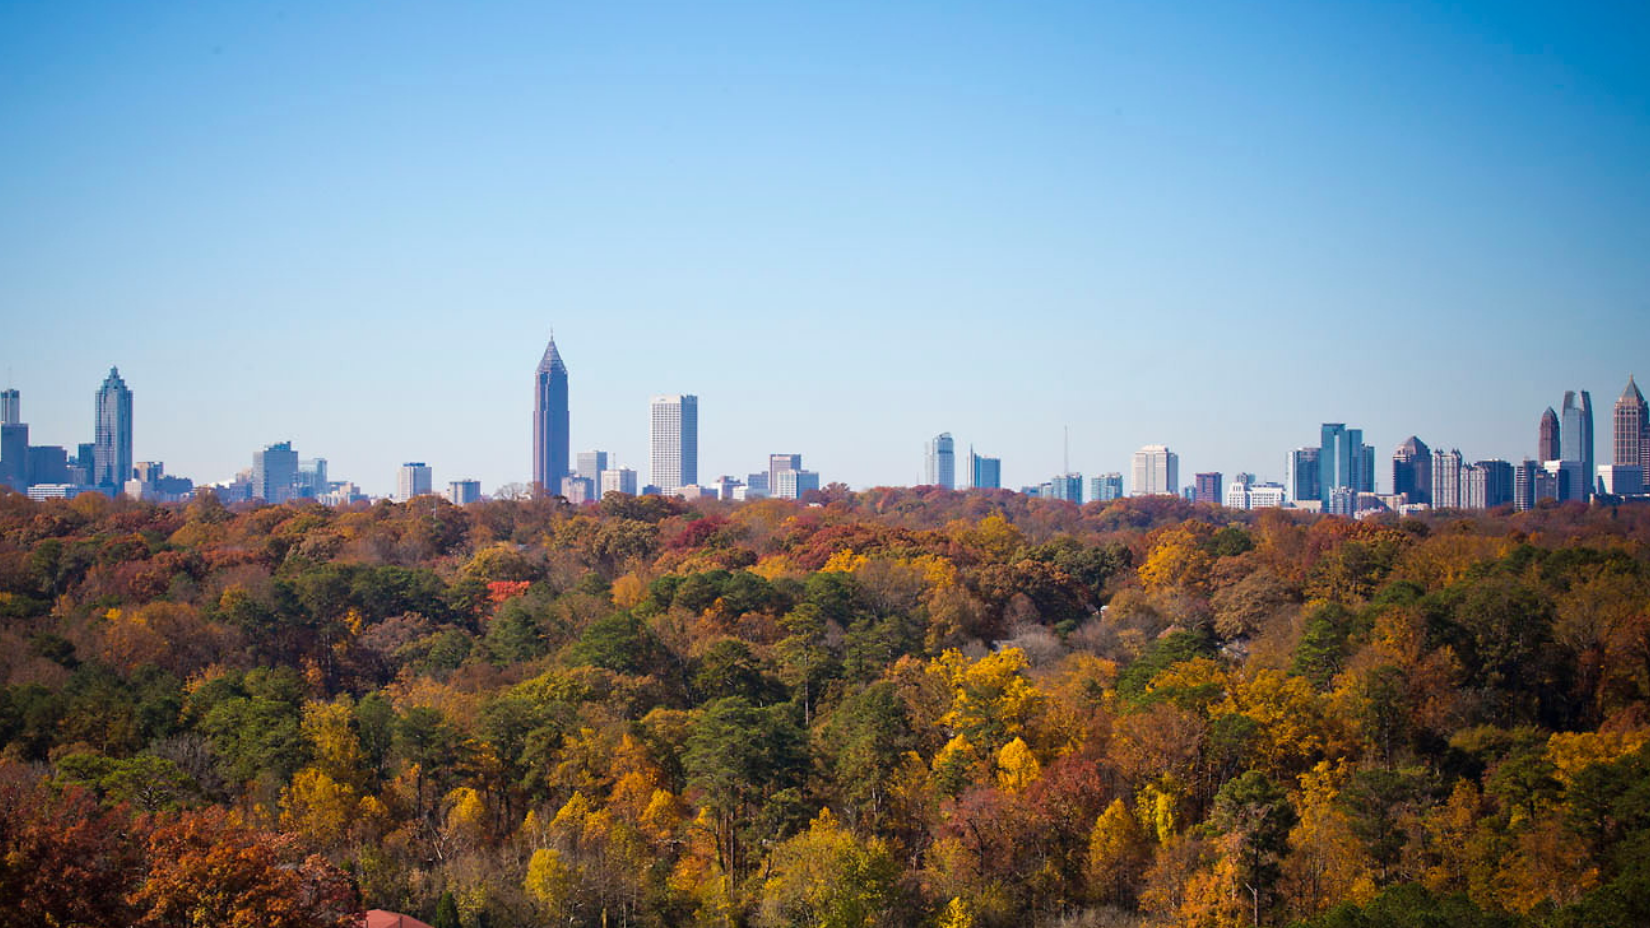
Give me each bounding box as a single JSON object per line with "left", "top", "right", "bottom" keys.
{"left": 537, "top": 333, "right": 566, "bottom": 374}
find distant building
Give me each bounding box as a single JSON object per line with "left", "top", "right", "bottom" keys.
{"left": 125, "top": 462, "right": 192, "bottom": 503}
{"left": 27, "top": 446, "right": 69, "bottom": 486}
{"left": 650, "top": 395, "right": 698, "bottom": 494}
{"left": 924, "top": 434, "right": 955, "bottom": 489}
{"left": 1560, "top": 390, "right": 1594, "bottom": 501}
{"left": 0, "top": 421, "right": 27, "bottom": 490}
{"left": 1130, "top": 445, "right": 1178, "bottom": 496}
{"left": 252, "top": 442, "right": 299, "bottom": 504}
{"left": 1544, "top": 459, "right": 1587, "bottom": 503}
{"left": 1090, "top": 472, "right": 1124, "bottom": 502}
{"left": 1614, "top": 375, "right": 1648, "bottom": 474}
{"left": 711, "top": 476, "right": 744, "bottom": 500}
{"left": 533, "top": 335, "right": 570, "bottom": 496}
{"left": 296, "top": 458, "right": 328, "bottom": 500}
{"left": 769, "top": 454, "right": 802, "bottom": 496}
{"left": 1597, "top": 465, "right": 1644, "bottom": 497}
{"left": 1319, "top": 424, "right": 1372, "bottom": 504}
{"left": 1463, "top": 460, "right": 1514, "bottom": 509}
{"left": 1431, "top": 449, "right": 1464, "bottom": 509}
{"left": 27, "top": 484, "right": 83, "bottom": 501}
{"left": 600, "top": 467, "right": 638, "bottom": 497}
{"left": 1327, "top": 485, "right": 1358, "bottom": 517}
{"left": 448, "top": 479, "right": 483, "bottom": 505}
{"left": 93, "top": 367, "right": 134, "bottom": 490}
{"left": 1194, "top": 472, "right": 1222, "bottom": 505}
{"left": 1538, "top": 407, "right": 1561, "bottom": 462}
{"left": 397, "top": 463, "right": 433, "bottom": 501}
{"left": 0, "top": 389, "right": 17, "bottom": 426}
{"left": 1513, "top": 460, "right": 1540, "bottom": 512}
{"left": 560, "top": 476, "right": 595, "bottom": 504}
{"left": 1048, "top": 473, "right": 1082, "bottom": 503}
{"left": 319, "top": 481, "right": 367, "bottom": 507}
{"left": 1392, "top": 436, "right": 1432, "bottom": 506}
{"left": 775, "top": 469, "right": 820, "bottom": 500}
{"left": 1248, "top": 483, "right": 1287, "bottom": 509}
{"left": 677, "top": 484, "right": 718, "bottom": 501}
{"left": 1287, "top": 447, "right": 1320, "bottom": 506}
{"left": 970, "top": 450, "right": 1002, "bottom": 490}
{"left": 576, "top": 451, "right": 609, "bottom": 486}
{"left": 745, "top": 472, "right": 770, "bottom": 497}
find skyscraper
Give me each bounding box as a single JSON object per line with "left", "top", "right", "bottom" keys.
{"left": 1318, "top": 424, "right": 1369, "bottom": 504}
{"left": 601, "top": 467, "right": 639, "bottom": 496}
{"left": 1560, "top": 390, "right": 1594, "bottom": 501}
{"left": 576, "top": 451, "right": 608, "bottom": 486}
{"left": 1287, "top": 447, "right": 1320, "bottom": 505}
{"left": 252, "top": 441, "right": 299, "bottom": 504}
{"left": 0, "top": 419, "right": 27, "bottom": 491}
{"left": 650, "top": 395, "right": 698, "bottom": 494}
{"left": 969, "top": 449, "right": 1001, "bottom": 490}
{"left": 1513, "top": 460, "right": 1540, "bottom": 512}
{"left": 398, "top": 463, "right": 433, "bottom": 501}
{"left": 1131, "top": 445, "right": 1178, "bottom": 496}
{"left": 1392, "top": 436, "right": 1432, "bottom": 505}
{"left": 1614, "top": 376, "right": 1647, "bottom": 471}
{"left": 1538, "top": 407, "right": 1561, "bottom": 461}
{"left": 448, "top": 480, "right": 482, "bottom": 505}
{"left": 93, "top": 367, "right": 133, "bottom": 490}
{"left": 924, "top": 433, "right": 955, "bottom": 489}
{"left": 775, "top": 469, "right": 820, "bottom": 500}
{"left": 1431, "top": 448, "right": 1463, "bottom": 509}
{"left": 769, "top": 454, "right": 802, "bottom": 495}
{"left": 532, "top": 335, "right": 570, "bottom": 496}
{"left": 0, "top": 389, "right": 18, "bottom": 426}
{"left": 1194, "top": 472, "right": 1222, "bottom": 505}
{"left": 1089, "top": 472, "right": 1123, "bottom": 501}
{"left": 1463, "top": 460, "right": 1514, "bottom": 509}
{"left": 1048, "top": 472, "right": 1083, "bottom": 502}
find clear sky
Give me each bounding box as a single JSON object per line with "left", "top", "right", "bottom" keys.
{"left": 2, "top": 1, "right": 1646, "bottom": 496}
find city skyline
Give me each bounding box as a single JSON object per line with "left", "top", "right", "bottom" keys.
{"left": 4, "top": 360, "right": 1650, "bottom": 502}
{"left": 2, "top": 5, "right": 1647, "bottom": 495}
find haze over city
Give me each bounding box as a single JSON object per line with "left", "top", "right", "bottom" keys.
{"left": 3, "top": 2, "right": 1646, "bottom": 496}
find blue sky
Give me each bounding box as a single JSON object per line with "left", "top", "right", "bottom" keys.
{"left": 2, "top": 1, "right": 1646, "bottom": 495}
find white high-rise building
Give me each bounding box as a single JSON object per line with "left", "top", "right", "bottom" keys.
{"left": 1130, "top": 444, "right": 1179, "bottom": 496}
{"left": 775, "top": 468, "right": 820, "bottom": 500}
{"left": 925, "top": 433, "right": 955, "bottom": 489}
{"left": 447, "top": 479, "right": 482, "bottom": 505}
{"left": 601, "top": 467, "right": 638, "bottom": 497}
{"left": 1431, "top": 449, "right": 1463, "bottom": 509}
{"left": 650, "top": 395, "right": 698, "bottom": 495}
{"left": 397, "top": 462, "right": 433, "bottom": 501}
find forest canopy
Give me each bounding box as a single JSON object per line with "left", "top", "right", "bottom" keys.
{"left": 1, "top": 487, "right": 1648, "bottom": 928}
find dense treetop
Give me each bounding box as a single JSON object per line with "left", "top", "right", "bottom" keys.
{"left": 2, "top": 487, "right": 1648, "bottom": 927}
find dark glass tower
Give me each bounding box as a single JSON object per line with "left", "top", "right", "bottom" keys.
{"left": 93, "top": 367, "right": 133, "bottom": 490}
{"left": 1538, "top": 407, "right": 1561, "bottom": 461}
{"left": 1392, "top": 435, "right": 1432, "bottom": 505}
{"left": 532, "top": 336, "right": 570, "bottom": 496}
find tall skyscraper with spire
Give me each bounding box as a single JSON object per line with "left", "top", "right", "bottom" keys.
{"left": 532, "top": 335, "right": 570, "bottom": 496}
{"left": 93, "top": 367, "right": 133, "bottom": 490}
{"left": 1538, "top": 407, "right": 1561, "bottom": 461}
{"left": 1614, "top": 375, "right": 1647, "bottom": 472}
